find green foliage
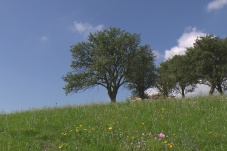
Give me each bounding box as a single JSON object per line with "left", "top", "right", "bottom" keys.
{"left": 155, "top": 60, "right": 175, "bottom": 97}
{"left": 63, "top": 29, "right": 227, "bottom": 100}
{"left": 168, "top": 55, "right": 197, "bottom": 98}
{"left": 62, "top": 27, "right": 141, "bottom": 102}
{"left": 156, "top": 35, "right": 227, "bottom": 97}
{"left": 1, "top": 96, "right": 227, "bottom": 150}
{"left": 186, "top": 35, "right": 227, "bottom": 95}
{"left": 126, "top": 45, "right": 157, "bottom": 99}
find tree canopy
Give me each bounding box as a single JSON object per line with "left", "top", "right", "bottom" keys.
{"left": 126, "top": 45, "right": 156, "bottom": 100}
{"left": 63, "top": 28, "right": 227, "bottom": 101}
{"left": 62, "top": 27, "right": 141, "bottom": 102}
{"left": 168, "top": 55, "right": 197, "bottom": 98}
{"left": 186, "top": 35, "right": 227, "bottom": 95}
{"left": 155, "top": 60, "right": 175, "bottom": 97}
{"left": 155, "top": 35, "right": 227, "bottom": 97}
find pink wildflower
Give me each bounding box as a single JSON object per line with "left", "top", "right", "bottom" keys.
{"left": 158, "top": 133, "right": 165, "bottom": 138}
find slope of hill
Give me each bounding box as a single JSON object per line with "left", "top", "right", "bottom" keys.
{"left": 0, "top": 96, "right": 227, "bottom": 150}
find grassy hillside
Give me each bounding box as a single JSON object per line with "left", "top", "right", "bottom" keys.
{"left": 0, "top": 96, "right": 227, "bottom": 150}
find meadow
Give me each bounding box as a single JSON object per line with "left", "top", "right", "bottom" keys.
{"left": 0, "top": 96, "right": 227, "bottom": 150}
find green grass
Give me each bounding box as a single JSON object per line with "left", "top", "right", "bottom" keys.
{"left": 1, "top": 96, "right": 227, "bottom": 150}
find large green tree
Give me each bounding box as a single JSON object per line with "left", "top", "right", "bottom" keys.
{"left": 126, "top": 45, "right": 156, "bottom": 100}
{"left": 62, "top": 27, "right": 141, "bottom": 102}
{"left": 186, "top": 35, "right": 227, "bottom": 95}
{"left": 169, "top": 55, "right": 197, "bottom": 98}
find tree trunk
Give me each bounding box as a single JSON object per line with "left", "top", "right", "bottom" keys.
{"left": 163, "top": 87, "right": 168, "bottom": 98}
{"left": 108, "top": 92, "right": 117, "bottom": 103}
{"left": 110, "top": 96, "right": 116, "bottom": 103}
{"left": 139, "top": 89, "right": 145, "bottom": 100}
{"left": 108, "top": 87, "right": 117, "bottom": 103}
{"left": 209, "top": 84, "right": 215, "bottom": 95}
{"left": 181, "top": 87, "right": 185, "bottom": 98}
{"left": 216, "top": 83, "right": 224, "bottom": 95}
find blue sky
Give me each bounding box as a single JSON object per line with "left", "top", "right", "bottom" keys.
{"left": 0, "top": 0, "right": 227, "bottom": 112}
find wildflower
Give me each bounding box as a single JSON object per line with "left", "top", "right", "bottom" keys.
{"left": 158, "top": 133, "right": 165, "bottom": 138}
{"left": 160, "top": 115, "right": 164, "bottom": 119}
{"left": 91, "top": 127, "right": 95, "bottom": 131}
{"left": 136, "top": 142, "right": 141, "bottom": 148}
{"left": 76, "top": 129, "right": 79, "bottom": 132}
{"left": 168, "top": 143, "right": 174, "bottom": 148}
{"left": 141, "top": 122, "right": 145, "bottom": 125}
{"left": 108, "top": 127, "right": 113, "bottom": 130}
{"left": 59, "top": 145, "right": 63, "bottom": 149}
{"left": 59, "top": 143, "right": 68, "bottom": 149}
{"left": 83, "top": 129, "right": 87, "bottom": 131}
{"left": 163, "top": 140, "right": 168, "bottom": 144}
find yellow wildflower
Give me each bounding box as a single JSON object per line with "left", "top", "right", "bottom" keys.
{"left": 108, "top": 127, "right": 113, "bottom": 130}
{"left": 59, "top": 145, "right": 63, "bottom": 149}
{"left": 168, "top": 143, "right": 174, "bottom": 148}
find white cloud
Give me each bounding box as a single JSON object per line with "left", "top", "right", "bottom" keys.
{"left": 145, "top": 88, "right": 159, "bottom": 96}
{"left": 71, "top": 21, "right": 104, "bottom": 37}
{"left": 40, "top": 36, "right": 48, "bottom": 41}
{"left": 172, "top": 84, "right": 210, "bottom": 98}
{"left": 146, "top": 85, "right": 210, "bottom": 97}
{"left": 188, "top": 84, "right": 210, "bottom": 96}
{"left": 153, "top": 50, "right": 163, "bottom": 59}
{"left": 164, "top": 27, "right": 206, "bottom": 60}
{"left": 207, "top": 0, "right": 227, "bottom": 11}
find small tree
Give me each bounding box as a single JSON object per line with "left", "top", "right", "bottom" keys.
{"left": 155, "top": 60, "right": 175, "bottom": 97}
{"left": 169, "top": 55, "right": 197, "bottom": 98}
{"left": 62, "top": 27, "right": 141, "bottom": 102}
{"left": 126, "top": 45, "right": 156, "bottom": 100}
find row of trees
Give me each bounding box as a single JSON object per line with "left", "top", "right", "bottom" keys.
{"left": 157, "top": 35, "right": 227, "bottom": 98}
{"left": 62, "top": 27, "right": 227, "bottom": 102}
